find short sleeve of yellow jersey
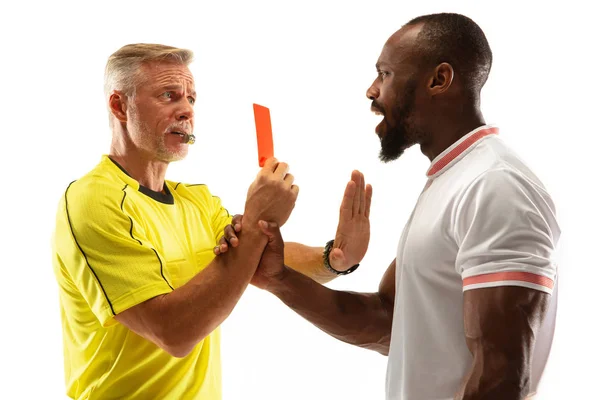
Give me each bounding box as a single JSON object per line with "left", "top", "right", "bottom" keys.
{"left": 54, "top": 180, "right": 175, "bottom": 327}
{"left": 209, "top": 193, "right": 234, "bottom": 244}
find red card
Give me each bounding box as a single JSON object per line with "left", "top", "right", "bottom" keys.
{"left": 253, "top": 103, "right": 274, "bottom": 167}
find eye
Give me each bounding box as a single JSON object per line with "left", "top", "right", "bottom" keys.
{"left": 188, "top": 97, "right": 196, "bottom": 105}
{"left": 162, "top": 91, "right": 173, "bottom": 99}
{"left": 379, "top": 71, "right": 390, "bottom": 79}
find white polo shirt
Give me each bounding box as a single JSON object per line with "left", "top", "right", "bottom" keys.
{"left": 385, "top": 125, "right": 560, "bottom": 400}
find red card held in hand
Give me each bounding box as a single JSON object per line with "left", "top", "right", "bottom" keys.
{"left": 253, "top": 103, "right": 274, "bottom": 167}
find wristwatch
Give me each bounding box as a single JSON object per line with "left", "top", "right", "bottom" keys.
{"left": 322, "top": 239, "right": 360, "bottom": 275}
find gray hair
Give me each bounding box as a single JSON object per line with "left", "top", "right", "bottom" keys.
{"left": 104, "top": 43, "right": 194, "bottom": 125}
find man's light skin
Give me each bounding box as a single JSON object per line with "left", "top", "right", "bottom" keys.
{"left": 218, "top": 23, "right": 548, "bottom": 400}
{"left": 109, "top": 61, "right": 195, "bottom": 191}
{"left": 106, "top": 59, "right": 371, "bottom": 357}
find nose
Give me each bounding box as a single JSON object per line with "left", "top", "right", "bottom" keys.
{"left": 366, "top": 79, "right": 379, "bottom": 100}
{"left": 176, "top": 100, "right": 194, "bottom": 121}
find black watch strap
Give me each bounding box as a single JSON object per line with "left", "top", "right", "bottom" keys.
{"left": 322, "top": 239, "right": 360, "bottom": 275}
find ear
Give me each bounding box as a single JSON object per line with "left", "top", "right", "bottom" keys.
{"left": 108, "top": 91, "right": 129, "bottom": 123}
{"left": 427, "top": 62, "right": 454, "bottom": 95}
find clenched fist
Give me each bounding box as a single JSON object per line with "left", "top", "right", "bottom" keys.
{"left": 243, "top": 157, "right": 299, "bottom": 228}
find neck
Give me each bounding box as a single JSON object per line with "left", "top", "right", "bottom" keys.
{"left": 109, "top": 132, "right": 168, "bottom": 192}
{"left": 420, "top": 108, "right": 486, "bottom": 162}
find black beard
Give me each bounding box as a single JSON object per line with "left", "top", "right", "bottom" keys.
{"left": 379, "top": 117, "right": 414, "bottom": 163}
{"left": 378, "top": 84, "right": 417, "bottom": 163}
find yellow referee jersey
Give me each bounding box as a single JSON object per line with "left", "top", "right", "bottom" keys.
{"left": 51, "top": 155, "right": 233, "bottom": 399}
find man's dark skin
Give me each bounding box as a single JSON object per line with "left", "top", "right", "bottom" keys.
{"left": 219, "top": 23, "right": 549, "bottom": 399}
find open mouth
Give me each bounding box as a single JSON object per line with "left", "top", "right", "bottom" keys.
{"left": 371, "top": 109, "right": 385, "bottom": 135}
{"left": 168, "top": 130, "right": 195, "bottom": 144}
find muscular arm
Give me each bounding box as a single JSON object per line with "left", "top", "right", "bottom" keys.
{"left": 115, "top": 226, "right": 268, "bottom": 358}
{"left": 455, "top": 287, "right": 550, "bottom": 400}
{"left": 266, "top": 258, "right": 396, "bottom": 355}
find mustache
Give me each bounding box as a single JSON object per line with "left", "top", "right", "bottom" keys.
{"left": 370, "top": 101, "right": 385, "bottom": 116}
{"left": 165, "top": 123, "right": 193, "bottom": 134}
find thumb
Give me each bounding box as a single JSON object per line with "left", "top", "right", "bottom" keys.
{"left": 258, "top": 220, "right": 284, "bottom": 249}
{"left": 329, "top": 248, "right": 347, "bottom": 266}
{"left": 330, "top": 248, "right": 344, "bottom": 261}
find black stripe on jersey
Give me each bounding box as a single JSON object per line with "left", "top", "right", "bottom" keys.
{"left": 174, "top": 183, "right": 206, "bottom": 190}
{"left": 121, "top": 185, "right": 142, "bottom": 246}
{"left": 64, "top": 181, "right": 116, "bottom": 316}
{"left": 212, "top": 195, "right": 231, "bottom": 217}
{"left": 151, "top": 248, "right": 174, "bottom": 291}
{"left": 121, "top": 184, "right": 174, "bottom": 291}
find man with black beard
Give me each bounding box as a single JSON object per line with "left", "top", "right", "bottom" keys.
{"left": 218, "top": 12, "right": 560, "bottom": 400}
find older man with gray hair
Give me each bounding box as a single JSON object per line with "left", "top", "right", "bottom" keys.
{"left": 51, "top": 43, "right": 371, "bottom": 399}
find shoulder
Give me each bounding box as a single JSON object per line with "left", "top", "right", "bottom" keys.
{"left": 455, "top": 166, "right": 560, "bottom": 239}
{"left": 52, "top": 166, "right": 131, "bottom": 247}
{"left": 58, "top": 157, "right": 129, "bottom": 210}
{"left": 169, "top": 181, "right": 219, "bottom": 203}
{"left": 67, "top": 174, "right": 126, "bottom": 209}
{"left": 463, "top": 166, "right": 553, "bottom": 209}
{"left": 169, "top": 180, "right": 210, "bottom": 194}
{"left": 470, "top": 136, "right": 551, "bottom": 192}
{"left": 58, "top": 171, "right": 133, "bottom": 232}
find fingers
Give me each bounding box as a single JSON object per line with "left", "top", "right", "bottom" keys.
{"left": 258, "top": 220, "right": 284, "bottom": 248}
{"left": 232, "top": 214, "right": 243, "bottom": 232}
{"left": 365, "top": 184, "right": 373, "bottom": 218}
{"left": 352, "top": 170, "right": 361, "bottom": 217}
{"left": 358, "top": 171, "right": 366, "bottom": 215}
{"left": 291, "top": 184, "right": 300, "bottom": 198}
{"left": 259, "top": 157, "right": 293, "bottom": 186}
{"left": 214, "top": 235, "right": 228, "bottom": 255}
{"left": 213, "top": 220, "right": 241, "bottom": 255}
{"left": 340, "top": 180, "right": 356, "bottom": 218}
{"left": 341, "top": 170, "right": 369, "bottom": 218}
{"left": 262, "top": 157, "right": 279, "bottom": 173}
{"left": 224, "top": 224, "right": 238, "bottom": 247}
{"left": 283, "top": 173, "right": 294, "bottom": 187}
{"left": 273, "top": 161, "right": 290, "bottom": 179}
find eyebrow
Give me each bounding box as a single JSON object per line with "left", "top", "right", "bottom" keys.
{"left": 162, "top": 85, "right": 196, "bottom": 97}
{"left": 376, "top": 62, "right": 391, "bottom": 70}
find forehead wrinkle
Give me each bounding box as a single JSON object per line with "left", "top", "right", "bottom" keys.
{"left": 142, "top": 63, "right": 195, "bottom": 89}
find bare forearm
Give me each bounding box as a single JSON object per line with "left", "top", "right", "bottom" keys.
{"left": 284, "top": 242, "right": 336, "bottom": 284}
{"left": 150, "top": 227, "right": 267, "bottom": 356}
{"left": 267, "top": 265, "right": 392, "bottom": 354}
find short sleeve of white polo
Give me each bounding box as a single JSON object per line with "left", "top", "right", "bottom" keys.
{"left": 454, "top": 168, "right": 560, "bottom": 294}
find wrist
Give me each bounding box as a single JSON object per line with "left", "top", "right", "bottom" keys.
{"left": 323, "top": 239, "right": 360, "bottom": 276}
{"left": 239, "top": 213, "right": 267, "bottom": 235}
{"left": 263, "top": 265, "right": 292, "bottom": 294}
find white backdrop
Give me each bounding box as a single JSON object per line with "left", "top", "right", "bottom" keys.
{"left": 1, "top": 0, "right": 597, "bottom": 399}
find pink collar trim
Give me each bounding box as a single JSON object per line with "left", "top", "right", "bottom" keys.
{"left": 426, "top": 125, "right": 499, "bottom": 178}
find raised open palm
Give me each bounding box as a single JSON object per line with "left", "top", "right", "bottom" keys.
{"left": 329, "top": 170, "right": 372, "bottom": 271}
